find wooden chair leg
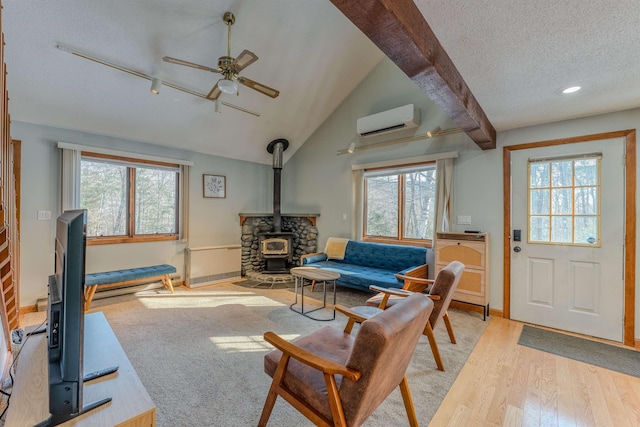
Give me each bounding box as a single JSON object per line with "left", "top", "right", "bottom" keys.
{"left": 163, "top": 274, "right": 175, "bottom": 293}
{"left": 310, "top": 280, "right": 316, "bottom": 291}
{"left": 84, "top": 285, "right": 98, "bottom": 312}
{"left": 399, "top": 375, "right": 419, "bottom": 427}
{"left": 424, "top": 321, "right": 445, "bottom": 371}
{"left": 443, "top": 311, "right": 456, "bottom": 344}
{"left": 258, "top": 355, "right": 290, "bottom": 427}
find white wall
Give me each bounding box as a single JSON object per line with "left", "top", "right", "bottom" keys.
{"left": 283, "top": 57, "right": 640, "bottom": 339}
{"left": 12, "top": 121, "right": 271, "bottom": 306}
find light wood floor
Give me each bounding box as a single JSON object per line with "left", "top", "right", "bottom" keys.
{"left": 430, "top": 317, "right": 640, "bottom": 427}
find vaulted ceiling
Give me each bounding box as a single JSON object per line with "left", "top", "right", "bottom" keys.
{"left": 5, "top": 0, "right": 640, "bottom": 164}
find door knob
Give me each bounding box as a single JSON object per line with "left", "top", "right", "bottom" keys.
{"left": 513, "top": 246, "right": 521, "bottom": 253}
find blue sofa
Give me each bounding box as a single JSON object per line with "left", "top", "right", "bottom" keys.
{"left": 300, "top": 240, "right": 429, "bottom": 292}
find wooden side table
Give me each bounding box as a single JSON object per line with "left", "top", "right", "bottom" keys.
{"left": 289, "top": 267, "right": 340, "bottom": 321}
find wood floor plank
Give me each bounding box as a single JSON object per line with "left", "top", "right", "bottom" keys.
{"left": 597, "top": 370, "right": 633, "bottom": 427}
{"left": 430, "top": 317, "right": 640, "bottom": 427}
{"left": 555, "top": 356, "right": 577, "bottom": 427}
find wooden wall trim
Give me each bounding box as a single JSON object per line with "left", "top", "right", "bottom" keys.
{"left": 503, "top": 129, "right": 636, "bottom": 346}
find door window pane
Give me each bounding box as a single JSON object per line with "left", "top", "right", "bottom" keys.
{"left": 551, "top": 216, "right": 572, "bottom": 243}
{"left": 530, "top": 163, "right": 549, "bottom": 188}
{"left": 530, "top": 216, "right": 550, "bottom": 241}
{"left": 575, "top": 216, "right": 598, "bottom": 244}
{"left": 551, "top": 188, "right": 572, "bottom": 214}
{"left": 574, "top": 187, "right": 597, "bottom": 215}
{"left": 574, "top": 159, "right": 598, "bottom": 186}
{"left": 551, "top": 161, "right": 573, "bottom": 187}
{"left": 530, "top": 190, "right": 550, "bottom": 215}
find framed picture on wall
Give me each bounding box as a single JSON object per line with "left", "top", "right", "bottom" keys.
{"left": 203, "top": 174, "right": 226, "bottom": 198}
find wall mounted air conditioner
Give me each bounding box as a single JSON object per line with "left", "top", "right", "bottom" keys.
{"left": 357, "top": 104, "right": 421, "bottom": 138}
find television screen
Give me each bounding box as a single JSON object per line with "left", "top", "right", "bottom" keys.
{"left": 38, "top": 209, "right": 111, "bottom": 427}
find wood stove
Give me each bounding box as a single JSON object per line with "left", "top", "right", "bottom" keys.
{"left": 260, "top": 139, "right": 293, "bottom": 273}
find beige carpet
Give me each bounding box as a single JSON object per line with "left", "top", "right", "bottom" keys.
{"left": 90, "top": 280, "right": 488, "bottom": 426}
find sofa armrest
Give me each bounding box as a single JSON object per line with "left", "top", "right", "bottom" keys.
{"left": 395, "top": 264, "right": 431, "bottom": 292}
{"left": 300, "top": 252, "right": 328, "bottom": 265}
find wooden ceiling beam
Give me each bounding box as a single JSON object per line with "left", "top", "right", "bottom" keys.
{"left": 330, "top": 0, "right": 496, "bottom": 150}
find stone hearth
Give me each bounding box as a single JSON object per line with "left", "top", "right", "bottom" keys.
{"left": 240, "top": 214, "right": 319, "bottom": 276}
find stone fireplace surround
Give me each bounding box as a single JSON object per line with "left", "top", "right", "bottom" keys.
{"left": 240, "top": 213, "right": 319, "bottom": 276}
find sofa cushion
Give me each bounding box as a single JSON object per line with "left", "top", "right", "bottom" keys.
{"left": 342, "top": 241, "right": 426, "bottom": 271}
{"left": 302, "top": 260, "right": 405, "bottom": 290}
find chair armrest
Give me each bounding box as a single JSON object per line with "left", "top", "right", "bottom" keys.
{"left": 369, "top": 285, "right": 413, "bottom": 297}
{"left": 369, "top": 285, "right": 441, "bottom": 301}
{"left": 263, "top": 331, "right": 361, "bottom": 381}
{"left": 335, "top": 304, "right": 372, "bottom": 324}
{"left": 394, "top": 273, "right": 434, "bottom": 292}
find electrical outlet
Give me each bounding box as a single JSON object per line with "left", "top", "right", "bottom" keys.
{"left": 457, "top": 215, "right": 471, "bottom": 225}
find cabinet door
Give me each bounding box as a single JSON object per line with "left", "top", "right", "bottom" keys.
{"left": 436, "top": 240, "right": 485, "bottom": 269}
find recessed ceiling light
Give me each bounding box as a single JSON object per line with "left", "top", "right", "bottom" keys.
{"left": 562, "top": 86, "right": 581, "bottom": 94}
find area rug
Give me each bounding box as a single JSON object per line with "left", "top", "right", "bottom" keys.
{"left": 91, "top": 281, "right": 488, "bottom": 426}
{"left": 518, "top": 325, "right": 640, "bottom": 378}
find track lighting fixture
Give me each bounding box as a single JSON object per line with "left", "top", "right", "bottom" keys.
{"left": 150, "top": 78, "right": 161, "bottom": 94}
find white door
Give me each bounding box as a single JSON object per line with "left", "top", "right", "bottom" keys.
{"left": 510, "top": 138, "right": 625, "bottom": 341}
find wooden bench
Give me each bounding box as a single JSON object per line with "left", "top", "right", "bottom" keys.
{"left": 84, "top": 264, "right": 177, "bottom": 312}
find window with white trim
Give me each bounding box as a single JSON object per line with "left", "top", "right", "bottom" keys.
{"left": 364, "top": 162, "right": 436, "bottom": 245}
{"left": 80, "top": 152, "right": 180, "bottom": 244}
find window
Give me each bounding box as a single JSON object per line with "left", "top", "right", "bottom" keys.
{"left": 364, "top": 163, "right": 436, "bottom": 245}
{"left": 80, "top": 152, "right": 179, "bottom": 244}
{"left": 528, "top": 154, "right": 600, "bottom": 246}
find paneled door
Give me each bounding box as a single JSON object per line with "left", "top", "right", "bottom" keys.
{"left": 510, "top": 138, "right": 625, "bottom": 341}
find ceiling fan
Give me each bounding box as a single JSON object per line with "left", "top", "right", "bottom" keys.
{"left": 163, "top": 12, "right": 279, "bottom": 101}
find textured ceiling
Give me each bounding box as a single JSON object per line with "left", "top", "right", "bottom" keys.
{"left": 4, "top": 1, "right": 640, "bottom": 164}
{"left": 415, "top": 0, "right": 640, "bottom": 130}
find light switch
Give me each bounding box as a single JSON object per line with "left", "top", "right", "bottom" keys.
{"left": 342, "top": 213, "right": 348, "bottom": 221}
{"left": 37, "top": 210, "right": 52, "bottom": 221}
{"left": 457, "top": 215, "right": 471, "bottom": 225}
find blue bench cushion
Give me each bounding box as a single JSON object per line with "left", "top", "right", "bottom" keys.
{"left": 85, "top": 264, "right": 176, "bottom": 286}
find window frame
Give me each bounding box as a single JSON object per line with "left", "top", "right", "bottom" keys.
{"left": 527, "top": 154, "right": 601, "bottom": 247}
{"left": 81, "top": 151, "right": 180, "bottom": 245}
{"left": 362, "top": 161, "right": 436, "bottom": 248}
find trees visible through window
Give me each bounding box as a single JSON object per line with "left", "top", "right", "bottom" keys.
{"left": 80, "top": 153, "right": 179, "bottom": 243}
{"left": 528, "top": 155, "right": 600, "bottom": 245}
{"left": 364, "top": 163, "right": 436, "bottom": 245}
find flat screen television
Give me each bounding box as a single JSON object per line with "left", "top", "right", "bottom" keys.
{"left": 37, "top": 209, "right": 112, "bottom": 427}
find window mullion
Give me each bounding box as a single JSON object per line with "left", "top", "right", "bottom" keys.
{"left": 398, "top": 175, "right": 404, "bottom": 240}
{"left": 128, "top": 167, "right": 135, "bottom": 237}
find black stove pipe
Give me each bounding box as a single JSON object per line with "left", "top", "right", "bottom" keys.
{"left": 266, "top": 139, "right": 289, "bottom": 233}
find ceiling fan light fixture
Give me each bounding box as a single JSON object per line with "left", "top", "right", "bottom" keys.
{"left": 150, "top": 78, "right": 161, "bottom": 94}
{"left": 218, "top": 78, "right": 238, "bottom": 94}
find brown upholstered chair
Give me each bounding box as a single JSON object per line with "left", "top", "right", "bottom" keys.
{"left": 364, "top": 260, "right": 465, "bottom": 371}
{"left": 258, "top": 293, "right": 434, "bottom": 427}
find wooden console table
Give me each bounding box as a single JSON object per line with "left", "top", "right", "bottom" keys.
{"left": 6, "top": 312, "right": 156, "bottom": 426}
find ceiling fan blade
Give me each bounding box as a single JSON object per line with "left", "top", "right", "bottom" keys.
{"left": 231, "top": 50, "right": 259, "bottom": 73}
{"left": 237, "top": 77, "right": 279, "bottom": 98}
{"left": 206, "top": 83, "right": 222, "bottom": 100}
{"left": 163, "top": 56, "right": 220, "bottom": 73}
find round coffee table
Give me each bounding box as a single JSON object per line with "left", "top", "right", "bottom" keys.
{"left": 289, "top": 267, "right": 340, "bottom": 321}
